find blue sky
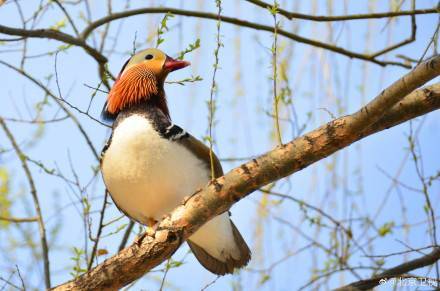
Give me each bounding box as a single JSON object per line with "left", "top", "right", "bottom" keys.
{"left": 0, "top": 1, "right": 439, "bottom": 290}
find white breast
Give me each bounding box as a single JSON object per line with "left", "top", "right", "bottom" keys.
{"left": 102, "top": 114, "right": 240, "bottom": 263}
{"left": 101, "top": 114, "right": 210, "bottom": 223}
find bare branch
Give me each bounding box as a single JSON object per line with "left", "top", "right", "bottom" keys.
{"left": 80, "top": 7, "right": 412, "bottom": 68}
{"left": 0, "top": 23, "right": 112, "bottom": 85}
{"left": 0, "top": 117, "right": 51, "bottom": 289}
{"left": 0, "top": 24, "right": 107, "bottom": 64}
{"left": 118, "top": 221, "right": 135, "bottom": 252}
{"left": 52, "top": 0, "right": 81, "bottom": 37}
{"left": 0, "top": 60, "right": 102, "bottom": 161}
{"left": 369, "top": 0, "right": 417, "bottom": 59}
{"left": 336, "top": 247, "right": 440, "bottom": 290}
{"left": 245, "top": 0, "right": 438, "bottom": 21}
{"left": 87, "top": 191, "right": 109, "bottom": 270}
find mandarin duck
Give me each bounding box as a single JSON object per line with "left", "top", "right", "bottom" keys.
{"left": 100, "top": 48, "right": 251, "bottom": 275}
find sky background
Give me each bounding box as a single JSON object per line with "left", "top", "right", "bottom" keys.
{"left": 0, "top": 1, "right": 439, "bottom": 290}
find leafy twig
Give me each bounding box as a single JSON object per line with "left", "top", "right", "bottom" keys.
{"left": 207, "top": 0, "right": 223, "bottom": 179}
{"left": 156, "top": 12, "right": 174, "bottom": 48}
{"left": 177, "top": 38, "right": 200, "bottom": 60}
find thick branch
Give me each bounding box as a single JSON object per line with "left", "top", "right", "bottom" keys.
{"left": 53, "top": 57, "right": 440, "bottom": 290}
{"left": 347, "top": 57, "right": 439, "bottom": 133}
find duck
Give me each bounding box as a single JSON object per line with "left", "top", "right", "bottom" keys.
{"left": 100, "top": 48, "right": 251, "bottom": 275}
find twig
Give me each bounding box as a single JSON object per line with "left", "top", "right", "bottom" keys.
{"left": 0, "top": 59, "right": 104, "bottom": 160}
{"left": 298, "top": 266, "right": 385, "bottom": 291}
{"left": 408, "top": 119, "right": 439, "bottom": 279}
{"left": 207, "top": 0, "right": 222, "bottom": 179}
{"left": 336, "top": 247, "right": 440, "bottom": 290}
{"left": 270, "top": 2, "right": 282, "bottom": 145}
{"left": 52, "top": 0, "right": 80, "bottom": 36}
{"left": 54, "top": 52, "right": 109, "bottom": 128}
{"left": 1, "top": 116, "right": 69, "bottom": 124}
{"left": 0, "top": 22, "right": 111, "bottom": 86}
{"left": 158, "top": 258, "right": 171, "bottom": 291}
{"left": 0, "top": 117, "right": 51, "bottom": 289}
{"left": 0, "top": 216, "right": 38, "bottom": 223}
{"left": 87, "top": 191, "right": 109, "bottom": 270}
{"left": 15, "top": 265, "right": 25, "bottom": 291}
{"left": 83, "top": 83, "right": 108, "bottom": 94}
{"left": 200, "top": 276, "right": 220, "bottom": 291}
{"left": 118, "top": 220, "right": 135, "bottom": 252}
{"left": 0, "top": 274, "right": 22, "bottom": 291}
{"left": 365, "top": 245, "right": 436, "bottom": 258}
{"left": 369, "top": 0, "right": 417, "bottom": 58}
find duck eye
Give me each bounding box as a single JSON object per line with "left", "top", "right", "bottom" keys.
{"left": 145, "top": 54, "right": 154, "bottom": 60}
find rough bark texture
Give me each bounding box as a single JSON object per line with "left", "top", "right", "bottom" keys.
{"left": 53, "top": 56, "right": 440, "bottom": 290}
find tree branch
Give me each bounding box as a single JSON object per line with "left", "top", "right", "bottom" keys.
{"left": 335, "top": 247, "right": 440, "bottom": 290}
{"left": 53, "top": 0, "right": 81, "bottom": 37}
{"left": 0, "top": 117, "right": 51, "bottom": 289}
{"left": 1, "top": 5, "right": 424, "bottom": 69}
{"left": 245, "top": 0, "right": 439, "bottom": 21}
{"left": 0, "top": 23, "right": 112, "bottom": 86}
{"left": 0, "top": 24, "right": 106, "bottom": 64}
{"left": 0, "top": 60, "right": 101, "bottom": 161}
{"left": 80, "top": 7, "right": 413, "bottom": 68}
{"left": 87, "top": 191, "right": 109, "bottom": 270}
{"left": 52, "top": 57, "right": 440, "bottom": 290}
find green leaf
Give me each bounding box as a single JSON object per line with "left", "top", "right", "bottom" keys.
{"left": 177, "top": 39, "right": 201, "bottom": 60}
{"left": 156, "top": 12, "right": 174, "bottom": 47}
{"left": 168, "top": 259, "right": 185, "bottom": 269}
{"left": 378, "top": 222, "right": 395, "bottom": 237}
{"left": 82, "top": 197, "right": 91, "bottom": 215}
{"left": 70, "top": 247, "right": 86, "bottom": 278}
{"left": 423, "top": 204, "right": 430, "bottom": 214}
{"left": 57, "top": 44, "right": 72, "bottom": 52}
{"left": 0, "top": 168, "right": 11, "bottom": 228}
{"left": 259, "top": 274, "right": 271, "bottom": 285}
{"left": 166, "top": 75, "right": 203, "bottom": 86}
{"left": 50, "top": 18, "right": 67, "bottom": 31}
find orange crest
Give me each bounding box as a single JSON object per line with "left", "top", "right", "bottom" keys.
{"left": 106, "top": 63, "right": 159, "bottom": 114}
